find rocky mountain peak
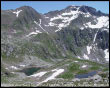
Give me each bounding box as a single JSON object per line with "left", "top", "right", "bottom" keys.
{"left": 79, "top": 5, "right": 108, "bottom": 16}
{"left": 15, "top": 6, "right": 37, "bottom": 13}
{"left": 79, "top": 5, "right": 96, "bottom": 13}
{"left": 63, "top": 5, "right": 108, "bottom": 16}
{"left": 64, "top": 5, "right": 80, "bottom": 11}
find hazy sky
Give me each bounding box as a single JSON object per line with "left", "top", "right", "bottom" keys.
{"left": 1, "top": 1, "right": 109, "bottom": 14}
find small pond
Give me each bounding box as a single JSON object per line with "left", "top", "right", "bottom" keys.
{"left": 19, "top": 67, "right": 41, "bottom": 76}
{"left": 75, "top": 71, "right": 97, "bottom": 79}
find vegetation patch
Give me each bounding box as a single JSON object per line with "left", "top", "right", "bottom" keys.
{"left": 68, "top": 63, "right": 80, "bottom": 72}
{"left": 58, "top": 72, "right": 74, "bottom": 79}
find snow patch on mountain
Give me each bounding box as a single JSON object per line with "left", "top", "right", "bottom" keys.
{"left": 11, "top": 72, "right": 15, "bottom": 74}
{"left": 26, "top": 30, "right": 42, "bottom": 37}
{"left": 50, "top": 15, "right": 64, "bottom": 21}
{"left": 96, "top": 58, "right": 99, "bottom": 61}
{"left": 81, "top": 65, "right": 87, "bottom": 68}
{"left": 61, "top": 10, "right": 78, "bottom": 16}
{"left": 10, "top": 66, "right": 19, "bottom": 70}
{"left": 29, "top": 71, "right": 47, "bottom": 77}
{"left": 84, "top": 12, "right": 91, "bottom": 17}
{"left": 77, "top": 56, "right": 82, "bottom": 59}
{"left": 84, "top": 16, "right": 109, "bottom": 29}
{"left": 83, "top": 54, "right": 89, "bottom": 60}
{"left": 49, "top": 6, "right": 106, "bottom": 32}
{"left": 13, "top": 10, "right": 22, "bottom": 17}
{"left": 87, "top": 46, "right": 92, "bottom": 54}
{"left": 101, "top": 28, "right": 109, "bottom": 32}
{"left": 42, "top": 69, "right": 64, "bottom": 83}
{"left": 12, "top": 30, "right": 17, "bottom": 33}
{"left": 49, "top": 22, "right": 56, "bottom": 26}
{"left": 49, "top": 8, "right": 81, "bottom": 32}
{"left": 44, "top": 24, "right": 50, "bottom": 27}
{"left": 5, "top": 68, "right": 8, "bottom": 70}
{"left": 51, "top": 69, "right": 58, "bottom": 72}
{"left": 74, "top": 61, "right": 79, "bottom": 63}
{"left": 19, "top": 65, "right": 26, "bottom": 67}
{"left": 80, "top": 27, "right": 84, "bottom": 30}
{"left": 104, "top": 49, "right": 109, "bottom": 62}
{"left": 34, "top": 20, "right": 49, "bottom": 34}
{"left": 93, "top": 30, "right": 99, "bottom": 43}
{"left": 39, "top": 19, "right": 42, "bottom": 25}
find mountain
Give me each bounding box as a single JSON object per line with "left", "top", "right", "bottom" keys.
{"left": 1, "top": 5, "right": 109, "bottom": 86}
{"left": 44, "top": 5, "right": 109, "bottom": 63}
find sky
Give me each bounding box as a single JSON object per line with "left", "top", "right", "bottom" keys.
{"left": 1, "top": 1, "right": 109, "bottom": 14}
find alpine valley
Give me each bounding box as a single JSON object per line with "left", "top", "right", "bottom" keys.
{"left": 1, "top": 5, "right": 109, "bottom": 87}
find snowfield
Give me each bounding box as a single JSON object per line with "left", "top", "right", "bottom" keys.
{"left": 81, "top": 65, "right": 87, "bottom": 68}
{"left": 74, "top": 61, "right": 79, "bottom": 63}
{"left": 13, "top": 10, "right": 22, "bottom": 17}
{"left": 10, "top": 66, "right": 19, "bottom": 70}
{"left": 104, "top": 49, "right": 109, "bottom": 62}
{"left": 93, "top": 30, "right": 99, "bottom": 43}
{"left": 42, "top": 69, "right": 64, "bottom": 83}
{"left": 19, "top": 65, "right": 26, "bottom": 67}
{"left": 84, "top": 16, "right": 109, "bottom": 29}
{"left": 29, "top": 71, "right": 47, "bottom": 77}
{"left": 26, "top": 30, "right": 42, "bottom": 37}
{"left": 87, "top": 46, "right": 92, "bottom": 54}
{"left": 83, "top": 54, "right": 89, "bottom": 60}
